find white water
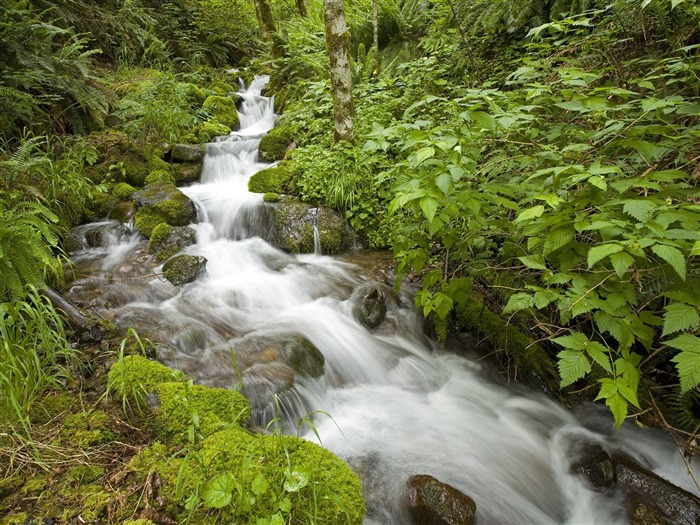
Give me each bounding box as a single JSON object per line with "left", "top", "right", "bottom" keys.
{"left": 67, "top": 77, "right": 699, "bottom": 524}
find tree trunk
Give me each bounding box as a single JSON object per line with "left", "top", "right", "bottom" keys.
{"left": 296, "top": 0, "right": 308, "bottom": 17}
{"left": 373, "top": 0, "right": 380, "bottom": 74}
{"left": 253, "top": 0, "right": 283, "bottom": 58}
{"left": 323, "top": 0, "right": 355, "bottom": 143}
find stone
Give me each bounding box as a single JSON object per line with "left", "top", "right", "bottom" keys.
{"left": 571, "top": 444, "right": 615, "bottom": 489}
{"left": 132, "top": 181, "right": 197, "bottom": 238}
{"left": 258, "top": 125, "right": 294, "bottom": 162}
{"left": 405, "top": 474, "right": 477, "bottom": 525}
{"left": 201, "top": 95, "right": 240, "bottom": 130}
{"left": 170, "top": 144, "right": 206, "bottom": 163}
{"left": 162, "top": 254, "right": 207, "bottom": 286}
{"left": 149, "top": 224, "right": 197, "bottom": 262}
{"left": 613, "top": 453, "right": 700, "bottom": 525}
{"left": 352, "top": 283, "right": 388, "bottom": 329}
{"left": 271, "top": 197, "right": 353, "bottom": 255}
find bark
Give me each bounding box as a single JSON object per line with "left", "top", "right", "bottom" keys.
{"left": 296, "top": 0, "right": 308, "bottom": 17}
{"left": 323, "top": 0, "right": 355, "bottom": 143}
{"left": 373, "top": 0, "right": 380, "bottom": 74}
{"left": 43, "top": 288, "right": 103, "bottom": 342}
{"left": 253, "top": 0, "right": 283, "bottom": 58}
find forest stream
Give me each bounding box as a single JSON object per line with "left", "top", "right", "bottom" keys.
{"left": 65, "top": 76, "right": 700, "bottom": 525}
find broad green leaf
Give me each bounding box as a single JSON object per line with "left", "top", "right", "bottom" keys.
{"left": 419, "top": 196, "right": 438, "bottom": 224}
{"left": 252, "top": 472, "right": 268, "bottom": 497}
{"left": 669, "top": 336, "right": 700, "bottom": 392}
{"left": 587, "top": 175, "right": 607, "bottom": 190}
{"left": 610, "top": 251, "right": 634, "bottom": 278}
{"left": 518, "top": 255, "right": 547, "bottom": 270}
{"left": 202, "top": 473, "right": 235, "bottom": 509}
{"left": 595, "top": 378, "right": 630, "bottom": 428}
{"left": 553, "top": 333, "right": 593, "bottom": 351}
{"left": 666, "top": 333, "right": 700, "bottom": 352}
{"left": 587, "top": 243, "right": 624, "bottom": 268}
{"left": 651, "top": 244, "right": 686, "bottom": 281}
{"left": 435, "top": 173, "right": 452, "bottom": 195}
{"left": 284, "top": 468, "right": 310, "bottom": 493}
{"left": 502, "top": 293, "right": 535, "bottom": 314}
{"left": 671, "top": 0, "right": 686, "bottom": 9}
{"left": 558, "top": 349, "right": 591, "bottom": 387}
{"left": 662, "top": 303, "right": 700, "bottom": 336}
{"left": 586, "top": 341, "right": 613, "bottom": 374}
{"left": 279, "top": 497, "right": 292, "bottom": 513}
{"left": 544, "top": 228, "right": 574, "bottom": 255}
{"left": 414, "top": 147, "right": 435, "bottom": 166}
{"left": 615, "top": 353, "right": 642, "bottom": 392}
{"left": 514, "top": 205, "right": 545, "bottom": 224}
{"left": 622, "top": 200, "right": 656, "bottom": 223}
{"left": 692, "top": 240, "right": 700, "bottom": 256}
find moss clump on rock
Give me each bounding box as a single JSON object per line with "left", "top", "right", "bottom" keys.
{"left": 144, "top": 169, "right": 176, "bottom": 186}
{"left": 196, "top": 119, "right": 232, "bottom": 143}
{"left": 132, "top": 180, "right": 197, "bottom": 237}
{"left": 149, "top": 224, "right": 197, "bottom": 262}
{"left": 162, "top": 254, "right": 207, "bottom": 285}
{"left": 112, "top": 182, "right": 136, "bottom": 200}
{"left": 107, "top": 355, "right": 185, "bottom": 404}
{"left": 263, "top": 192, "right": 280, "bottom": 203}
{"left": 202, "top": 95, "right": 239, "bottom": 129}
{"left": 249, "top": 160, "right": 297, "bottom": 194}
{"left": 259, "top": 125, "right": 295, "bottom": 162}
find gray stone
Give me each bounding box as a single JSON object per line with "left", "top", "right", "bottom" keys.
{"left": 171, "top": 144, "right": 206, "bottom": 163}
{"left": 405, "top": 474, "right": 477, "bottom": 525}
{"left": 352, "top": 284, "right": 388, "bottom": 329}
{"left": 162, "top": 254, "right": 207, "bottom": 286}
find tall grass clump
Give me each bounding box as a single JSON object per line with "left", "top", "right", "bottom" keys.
{"left": 0, "top": 286, "right": 77, "bottom": 437}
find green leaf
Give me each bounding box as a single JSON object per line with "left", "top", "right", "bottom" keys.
{"left": 284, "top": 468, "right": 310, "bottom": 493}
{"left": 202, "top": 473, "right": 235, "bottom": 509}
{"left": 587, "top": 175, "right": 607, "bottom": 190}
{"left": 610, "top": 252, "right": 634, "bottom": 278}
{"left": 692, "top": 240, "right": 700, "bottom": 256}
{"left": 662, "top": 303, "right": 700, "bottom": 336}
{"left": 651, "top": 244, "right": 686, "bottom": 281}
{"left": 587, "top": 243, "right": 624, "bottom": 268}
{"left": 252, "top": 472, "right": 268, "bottom": 497}
{"left": 414, "top": 147, "right": 435, "bottom": 165}
{"left": 518, "top": 255, "right": 547, "bottom": 270}
{"left": 586, "top": 341, "right": 613, "bottom": 374}
{"left": 515, "top": 205, "right": 545, "bottom": 224}
{"left": 419, "top": 196, "right": 438, "bottom": 224}
{"left": 435, "top": 173, "right": 453, "bottom": 195}
{"left": 279, "top": 497, "right": 292, "bottom": 513}
{"left": 595, "top": 378, "right": 632, "bottom": 428}
{"left": 669, "top": 336, "right": 700, "bottom": 393}
{"left": 558, "top": 349, "right": 591, "bottom": 387}
{"left": 502, "top": 292, "right": 534, "bottom": 314}
{"left": 553, "top": 332, "right": 590, "bottom": 351}
{"left": 622, "top": 200, "right": 656, "bottom": 223}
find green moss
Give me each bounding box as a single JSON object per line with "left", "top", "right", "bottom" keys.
{"left": 108, "top": 355, "right": 185, "bottom": 402}
{"left": 122, "top": 520, "right": 157, "bottom": 525}
{"left": 67, "top": 465, "right": 105, "bottom": 485}
{"left": 145, "top": 169, "right": 176, "bottom": 185}
{"left": 155, "top": 382, "right": 251, "bottom": 439}
{"left": 149, "top": 222, "right": 172, "bottom": 252}
{"left": 196, "top": 118, "right": 232, "bottom": 143}
{"left": 171, "top": 162, "right": 201, "bottom": 185}
{"left": 87, "top": 190, "right": 118, "bottom": 221}
{"left": 147, "top": 153, "right": 170, "bottom": 174}
{"left": 80, "top": 490, "right": 111, "bottom": 521}
{"left": 21, "top": 477, "right": 48, "bottom": 496}
{"left": 202, "top": 95, "right": 239, "bottom": 129}
{"left": 263, "top": 192, "right": 280, "bottom": 203}
{"left": 1, "top": 512, "right": 29, "bottom": 525}
{"left": 61, "top": 410, "right": 114, "bottom": 449}
{"left": 132, "top": 181, "right": 196, "bottom": 237}
{"left": 259, "top": 126, "right": 295, "bottom": 162}
{"left": 249, "top": 161, "right": 297, "bottom": 194}
{"left": 184, "top": 83, "right": 208, "bottom": 105}
{"left": 113, "top": 182, "right": 136, "bottom": 200}
{"left": 134, "top": 208, "right": 166, "bottom": 238}
{"left": 29, "top": 392, "right": 73, "bottom": 425}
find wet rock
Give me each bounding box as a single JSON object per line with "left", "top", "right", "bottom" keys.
{"left": 571, "top": 444, "right": 615, "bottom": 489}
{"left": 170, "top": 162, "right": 201, "bottom": 184}
{"left": 405, "top": 474, "right": 477, "bottom": 525}
{"left": 132, "top": 181, "right": 197, "bottom": 238}
{"left": 106, "top": 201, "right": 134, "bottom": 223}
{"left": 241, "top": 362, "right": 296, "bottom": 409}
{"left": 170, "top": 144, "right": 206, "bottom": 163}
{"left": 258, "top": 125, "right": 294, "bottom": 162}
{"left": 629, "top": 498, "right": 669, "bottom": 525}
{"left": 613, "top": 453, "right": 700, "bottom": 525}
{"left": 162, "top": 254, "right": 207, "bottom": 286}
{"left": 271, "top": 197, "right": 354, "bottom": 255}
{"left": 79, "top": 222, "right": 130, "bottom": 248}
{"left": 234, "top": 333, "right": 325, "bottom": 378}
{"left": 352, "top": 284, "right": 388, "bottom": 329}
{"left": 149, "top": 224, "right": 197, "bottom": 262}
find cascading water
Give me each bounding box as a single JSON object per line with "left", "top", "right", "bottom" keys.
{"left": 66, "top": 77, "right": 699, "bottom": 524}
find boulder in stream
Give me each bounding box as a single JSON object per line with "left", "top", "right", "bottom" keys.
{"left": 271, "top": 197, "right": 353, "bottom": 255}
{"left": 149, "top": 224, "right": 197, "bottom": 262}
{"left": 352, "top": 283, "right": 388, "bottom": 329}
{"left": 162, "top": 254, "right": 207, "bottom": 286}
{"left": 405, "top": 474, "right": 477, "bottom": 525}
{"left": 170, "top": 143, "right": 206, "bottom": 163}
{"left": 132, "top": 180, "right": 197, "bottom": 238}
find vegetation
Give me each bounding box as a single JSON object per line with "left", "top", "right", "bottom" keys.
{"left": 1, "top": 0, "right": 699, "bottom": 521}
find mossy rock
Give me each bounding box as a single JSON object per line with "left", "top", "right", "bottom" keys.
{"left": 144, "top": 169, "right": 176, "bottom": 185}
{"left": 170, "top": 162, "right": 202, "bottom": 184}
{"left": 132, "top": 180, "right": 197, "bottom": 237}
{"left": 107, "top": 355, "right": 186, "bottom": 404}
{"left": 162, "top": 254, "right": 207, "bottom": 285}
{"left": 113, "top": 182, "right": 136, "bottom": 200}
{"left": 196, "top": 118, "right": 232, "bottom": 143}
{"left": 83, "top": 130, "right": 162, "bottom": 187}
{"left": 272, "top": 198, "right": 353, "bottom": 255}
{"left": 87, "top": 190, "right": 119, "bottom": 222}
{"left": 249, "top": 160, "right": 297, "bottom": 194}
{"left": 259, "top": 125, "right": 295, "bottom": 162}
{"left": 170, "top": 143, "right": 206, "bottom": 163}
{"left": 149, "top": 223, "right": 197, "bottom": 262}
{"left": 154, "top": 382, "right": 251, "bottom": 439}
{"left": 263, "top": 192, "right": 280, "bottom": 203}
{"left": 202, "top": 95, "right": 240, "bottom": 130}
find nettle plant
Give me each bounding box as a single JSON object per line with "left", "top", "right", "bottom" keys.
{"left": 377, "top": 12, "right": 700, "bottom": 426}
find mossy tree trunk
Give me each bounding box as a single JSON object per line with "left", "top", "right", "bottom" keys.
{"left": 323, "top": 0, "right": 355, "bottom": 143}
{"left": 373, "top": 0, "right": 380, "bottom": 74}
{"left": 253, "top": 0, "right": 283, "bottom": 58}
{"left": 296, "top": 0, "right": 308, "bottom": 17}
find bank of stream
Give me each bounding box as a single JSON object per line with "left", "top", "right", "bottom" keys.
{"left": 64, "top": 77, "right": 700, "bottom": 524}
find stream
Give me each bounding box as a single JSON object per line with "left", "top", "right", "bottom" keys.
{"left": 66, "top": 76, "right": 699, "bottom": 524}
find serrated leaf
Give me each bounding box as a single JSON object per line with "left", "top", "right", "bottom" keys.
{"left": 587, "top": 175, "right": 607, "bottom": 190}
{"left": 595, "top": 378, "right": 630, "bottom": 428}
{"left": 692, "top": 240, "right": 700, "bottom": 256}
{"left": 662, "top": 303, "right": 700, "bottom": 336}
{"left": 435, "top": 173, "right": 452, "bottom": 195}
{"left": 202, "top": 473, "right": 235, "bottom": 509}
{"left": 419, "top": 196, "right": 438, "bottom": 224}
{"left": 622, "top": 200, "right": 656, "bottom": 223}
{"left": 615, "top": 353, "right": 641, "bottom": 392}
{"left": 670, "top": 339, "right": 700, "bottom": 393}
{"left": 587, "top": 243, "right": 624, "bottom": 268}
{"left": 519, "top": 255, "right": 547, "bottom": 270}
{"left": 610, "top": 251, "right": 634, "bottom": 278}
{"left": 666, "top": 334, "right": 700, "bottom": 352}
{"left": 586, "top": 341, "right": 613, "bottom": 374}
{"left": 558, "top": 349, "right": 591, "bottom": 387}
{"left": 414, "top": 147, "right": 435, "bottom": 165}
{"left": 544, "top": 227, "right": 574, "bottom": 255}
{"left": 502, "top": 292, "right": 534, "bottom": 314}
{"left": 514, "top": 205, "right": 545, "bottom": 224}
{"left": 651, "top": 244, "right": 686, "bottom": 281}
{"left": 553, "top": 332, "right": 590, "bottom": 351}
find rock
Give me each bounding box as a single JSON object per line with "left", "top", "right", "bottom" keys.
{"left": 234, "top": 333, "right": 325, "bottom": 378}
{"left": 201, "top": 95, "right": 240, "bottom": 130}
{"left": 629, "top": 498, "right": 669, "bottom": 525}
{"left": 170, "top": 144, "right": 206, "bottom": 163}
{"left": 571, "top": 444, "right": 615, "bottom": 489}
{"left": 149, "top": 224, "right": 197, "bottom": 262}
{"left": 259, "top": 125, "right": 294, "bottom": 162}
{"left": 248, "top": 160, "right": 297, "bottom": 194}
{"left": 170, "top": 162, "right": 201, "bottom": 184}
{"left": 613, "top": 453, "right": 700, "bottom": 525}
{"left": 352, "top": 283, "right": 388, "bottom": 329}
{"left": 271, "top": 197, "right": 353, "bottom": 255}
{"left": 405, "top": 474, "right": 477, "bottom": 525}
{"left": 162, "top": 255, "right": 207, "bottom": 286}
{"left": 132, "top": 181, "right": 197, "bottom": 238}
{"left": 81, "top": 222, "right": 130, "bottom": 248}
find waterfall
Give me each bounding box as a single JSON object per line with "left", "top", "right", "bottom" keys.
{"left": 66, "top": 75, "right": 700, "bottom": 525}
